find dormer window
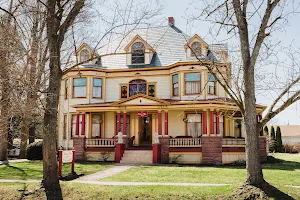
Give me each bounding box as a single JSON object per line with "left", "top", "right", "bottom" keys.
{"left": 80, "top": 49, "right": 90, "bottom": 63}
{"left": 131, "top": 42, "right": 145, "bottom": 64}
{"left": 191, "top": 41, "right": 201, "bottom": 57}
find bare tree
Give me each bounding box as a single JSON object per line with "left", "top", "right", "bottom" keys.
{"left": 186, "top": 0, "right": 300, "bottom": 191}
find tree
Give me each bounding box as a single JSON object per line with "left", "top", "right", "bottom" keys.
{"left": 270, "top": 126, "right": 276, "bottom": 152}
{"left": 187, "top": 0, "right": 300, "bottom": 190}
{"left": 43, "top": 0, "right": 84, "bottom": 198}
{"left": 264, "top": 126, "right": 269, "bottom": 136}
{"left": 276, "top": 126, "right": 282, "bottom": 152}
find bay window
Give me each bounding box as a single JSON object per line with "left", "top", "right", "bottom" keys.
{"left": 73, "top": 78, "right": 86, "bottom": 98}
{"left": 185, "top": 72, "right": 201, "bottom": 95}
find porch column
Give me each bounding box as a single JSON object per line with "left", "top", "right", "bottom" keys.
{"left": 210, "top": 109, "right": 214, "bottom": 135}
{"left": 202, "top": 110, "right": 207, "bottom": 135}
{"left": 116, "top": 111, "right": 121, "bottom": 134}
{"left": 75, "top": 114, "right": 80, "bottom": 136}
{"left": 216, "top": 111, "right": 220, "bottom": 135}
{"left": 158, "top": 111, "right": 162, "bottom": 135}
{"left": 164, "top": 111, "right": 168, "bottom": 136}
{"left": 122, "top": 112, "right": 127, "bottom": 136}
{"left": 81, "top": 114, "right": 86, "bottom": 136}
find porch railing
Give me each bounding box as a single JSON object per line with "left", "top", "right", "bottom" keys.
{"left": 169, "top": 138, "right": 201, "bottom": 147}
{"left": 85, "top": 138, "right": 115, "bottom": 148}
{"left": 222, "top": 138, "right": 245, "bottom": 146}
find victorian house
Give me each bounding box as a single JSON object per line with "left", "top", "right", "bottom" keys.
{"left": 58, "top": 17, "right": 267, "bottom": 164}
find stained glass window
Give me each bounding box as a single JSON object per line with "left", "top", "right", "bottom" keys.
{"left": 129, "top": 79, "right": 146, "bottom": 96}
{"left": 121, "top": 85, "right": 128, "bottom": 98}
{"left": 148, "top": 84, "right": 155, "bottom": 97}
{"left": 80, "top": 49, "right": 90, "bottom": 62}
{"left": 191, "top": 41, "right": 201, "bottom": 57}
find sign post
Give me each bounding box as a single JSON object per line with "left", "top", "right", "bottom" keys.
{"left": 58, "top": 148, "right": 63, "bottom": 177}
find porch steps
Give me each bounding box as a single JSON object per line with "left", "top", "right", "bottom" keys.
{"left": 120, "top": 150, "right": 153, "bottom": 164}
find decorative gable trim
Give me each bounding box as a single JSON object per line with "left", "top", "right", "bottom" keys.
{"left": 184, "top": 34, "right": 208, "bottom": 51}
{"left": 75, "top": 43, "right": 97, "bottom": 56}
{"left": 112, "top": 94, "right": 170, "bottom": 106}
{"left": 124, "top": 35, "right": 156, "bottom": 53}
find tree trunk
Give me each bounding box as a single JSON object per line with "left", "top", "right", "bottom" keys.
{"left": 244, "top": 62, "right": 264, "bottom": 186}
{"left": 19, "top": 118, "right": 30, "bottom": 158}
{"left": 42, "top": 41, "right": 62, "bottom": 189}
{"left": 29, "top": 123, "right": 35, "bottom": 144}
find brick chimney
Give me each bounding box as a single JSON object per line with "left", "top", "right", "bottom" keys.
{"left": 168, "top": 17, "right": 175, "bottom": 26}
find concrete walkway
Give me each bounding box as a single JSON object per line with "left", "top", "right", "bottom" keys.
{"left": 75, "top": 165, "right": 134, "bottom": 181}
{"left": 0, "top": 159, "right": 29, "bottom": 165}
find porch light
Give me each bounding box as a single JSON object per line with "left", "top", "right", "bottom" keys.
{"left": 145, "top": 117, "right": 150, "bottom": 123}
{"left": 183, "top": 118, "right": 188, "bottom": 123}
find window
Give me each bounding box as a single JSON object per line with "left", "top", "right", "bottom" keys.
{"left": 92, "top": 114, "right": 102, "bottom": 137}
{"left": 93, "top": 78, "right": 102, "bottom": 98}
{"left": 186, "top": 114, "right": 202, "bottom": 137}
{"left": 121, "top": 85, "right": 128, "bottom": 98}
{"left": 80, "top": 49, "right": 90, "bottom": 63}
{"left": 71, "top": 114, "right": 85, "bottom": 137}
{"left": 148, "top": 84, "right": 155, "bottom": 97}
{"left": 185, "top": 73, "right": 201, "bottom": 95}
{"left": 65, "top": 80, "right": 68, "bottom": 99}
{"left": 208, "top": 73, "right": 216, "bottom": 95}
{"left": 172, "top": 74, "right": 179, "bottom": 96}
{"left": 131, "top": 42, "right": 145, "bottom": 64}
{"left": 129, "top": 79, "right": 146, "bottom": 96}
{"left": 213, "top": 113, "right": 224, "bottom": 135}
{"left": 73, "top": 78, "right": 86, "bottom": 98}
{"left": 191, "top": 41, "right": 201, "bottom": 57}
{"left": 63, "top": 115, "right": 67, "bottom": 139}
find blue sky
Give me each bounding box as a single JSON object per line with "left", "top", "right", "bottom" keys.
{"left": 160, "top": 0, "right": 300, "bottom": 125}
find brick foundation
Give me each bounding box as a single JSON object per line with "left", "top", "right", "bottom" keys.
{"left": 202, "top": 136, "right": 222, "bottom": 165}
{"left": 73, "top": 137, "right": 85, "bottom": 160}
{"left": 159, "top": 137, "right": 169, "bottom": 164}
{"left": 259, "top": 137, "right": 267, "bottom": 161}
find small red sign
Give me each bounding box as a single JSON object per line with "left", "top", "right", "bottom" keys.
{"left": 137, "top": 112, "right": 148, "bottom": 117}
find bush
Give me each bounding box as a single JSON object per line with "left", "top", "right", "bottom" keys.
{"left": 26, "top": 141, "right": 43, "bottom": 160}
{"left": 283, "top": 143, "right": 300, "bottom": 153}
{"left": 275, "top": 126, "right": 283, "bottom": 152}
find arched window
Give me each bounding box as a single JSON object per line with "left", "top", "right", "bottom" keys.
{"left": 129, "top": 79, "right": 146, "bottom": 96}
{"left": 191, "top": 41, "right": 201, "bottom": 57}
{"left": 131, "top": 42, "right": 145, "bottom": 64}
{"left": 80, "top": 49, "right": 90, "bottom": 63}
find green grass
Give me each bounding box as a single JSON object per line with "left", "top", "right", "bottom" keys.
{"left": 0, "top": 161, "right": 113, "bottom": 180}
{"left": 0, "top": 182, "right": 233, "bottom": 200}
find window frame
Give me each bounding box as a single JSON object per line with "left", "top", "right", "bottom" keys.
{"left": 207, "top": 73, "right": 217, "bottom": 95}
{"left": 63, "top": 114, "right": 67, "bottom": 139}
{"left": 131, "top": 42, "right": 145, "bottom": 65}
{"left": 91, "top": 113, "right": 103, "bottom": 138}
{"left": 92, "top": 78, "right": 103, "bottom": 99}
{"left": 184, "top": 72, "right": 201, "bottom": 95}
{"left": 185, "top": 113, "right": 203, "bottom": 137}
{"left": 190, "top": 41, "right": 202, "bottom": 57}
{"left": 65, "top": 79, "right": 68, "bottom": 99}
{"left": 172, "top": 74, "right": 179, "bottom": 97}
{"left": 72, "top": 77, "right": 87, "bottom": 98}
{"left": 80, "top": 49, "right": 90, "bottom": 63}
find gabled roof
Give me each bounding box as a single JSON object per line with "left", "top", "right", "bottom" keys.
{"left": 112, "top": 94, "right": 170, "bottom": 106}
{"left": 124, "top": 35, "right": 156, "bottom": 53}
{"left": 184, "top": 34, "right": 208, "bottom": 50}
{"left": 75, "top": 43, "right": 96, "bottom": 55}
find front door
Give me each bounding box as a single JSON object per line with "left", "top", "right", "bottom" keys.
{"left": 139, "top": 115, "right": 152, "bottom": 145}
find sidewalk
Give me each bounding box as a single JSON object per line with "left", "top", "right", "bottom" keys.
{"left": 0, "top": 159, "right": 29, "bottom": 165}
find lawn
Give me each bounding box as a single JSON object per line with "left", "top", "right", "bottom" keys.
{"left": 0, "top": 182, "right": 233, "bottom": 200}
{"left": 0, "top": 161, "right": 113, "bottom": 180}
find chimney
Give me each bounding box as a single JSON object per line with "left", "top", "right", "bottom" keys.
{"left": 168, "top": 17, "right": 175, "bottom": 26}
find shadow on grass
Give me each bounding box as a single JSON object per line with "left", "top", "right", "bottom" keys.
{"left": 261, "top": 182, "right": 295, "bottom": 200}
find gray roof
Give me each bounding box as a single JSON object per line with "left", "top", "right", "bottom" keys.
{"left": 78, "top": 25, "right": 227, "bottom": 70}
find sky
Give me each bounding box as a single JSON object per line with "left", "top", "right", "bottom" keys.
{"left": 159, "top": 0, "right": 300, "bottom": 125}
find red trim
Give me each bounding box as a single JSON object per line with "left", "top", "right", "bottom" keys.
{"left": 123, "top": 113, "right": 127, "bottom": 135}
{"left": 75, "top": 114, "right": 80, "bottom": 135}
{"left": 117, "top": 112, "right": 121, "bottom": 134}
{"left": 164, "top": 112, "right": 168, "bottom": 135}
{"left": 71, "top": 149, "right": 75, "bottom": 173}
{"left": 58, "top": 150, "right": 62, "bottom": 177}
{"left": 169, "top": 147, "right": 202, "bottom": 152}
{"left": 216, "top": 112, "right": 220, "bottom": 134}
{"left": 210, "top": 110, "right": 214, "bottom": 135}
{"left": 158, "top": 111, "right": 162, "bottom": 135}
{"left": 85, "top": 147, "right": 115, "bottom": 152}
{"left": 202, "top": 111, "right": 207, "bottom": 135}
{"left": 81, "top": 114, "right": 86, "bottom": 136}
{"left": 222, "top": 147, "right": 245, "bottom": 152}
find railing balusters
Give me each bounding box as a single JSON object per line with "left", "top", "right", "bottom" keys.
{"left": 85, "top": 138, "right": 115, "bottom": 148}
{"left": 169, "top": 138, "right": 202, "bottom": 147}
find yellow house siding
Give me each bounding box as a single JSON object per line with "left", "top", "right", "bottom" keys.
{"left": 168, "top": 110, "right": 185, "bottom": 137}
{"left": 105, "top": 112, "right": 115, "bottom": 138}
